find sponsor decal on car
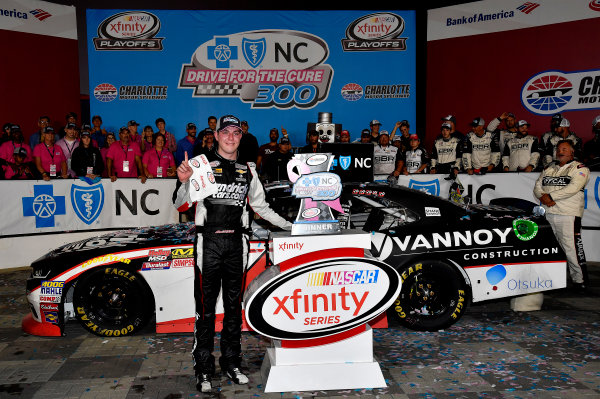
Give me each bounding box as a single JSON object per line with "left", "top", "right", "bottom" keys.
{"left": 147, "top": 249, "right": 171, "bottom": 261}
{"left": 40, "top": 303, "right": 59, "bottom": 311}
{"left": 171, "top": 248, "right": 194, "bottom": 259}
{"left": 512, "top": 219, "right": 538, "bottom": 241}
{"left": 245, "top": 257, "right": 400, "bottom": 340}
{"left": 43, "top": 311, "right": 59, "bottom": 324}
{"left": 142, "top": 261, "right": 171, "bottom": 270}
{"left": 82, "top": 254, "right": 131, "bottom": 268}
{"left": 424, "top": 207, "right": 441, "bottom": 217}
{"left": 40, "top": 281, "right": 64, "bottom": 296}
{"left": 93, "top": 11, "right": 164, "bottom": 50}
{"left": 171, "top": 258, "right": 194, "bottom": 268}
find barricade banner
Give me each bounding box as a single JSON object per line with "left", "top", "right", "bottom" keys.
{"left": 1, "top": 179, "right": 179, "bottom": 236}
{"left": 86, "top": 10, "right": 416, "bottom": 145}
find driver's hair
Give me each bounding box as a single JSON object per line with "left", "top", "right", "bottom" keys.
{"left": 556, "top": 139, "right": 575, "bottom": 153}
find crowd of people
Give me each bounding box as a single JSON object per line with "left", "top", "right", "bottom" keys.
{"left": 2, "top": 111, "right": 599, "bottom": 182}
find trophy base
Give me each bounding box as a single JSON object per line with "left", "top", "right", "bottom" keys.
{"left": 291, "top": 221, "right": 341, "bottom": 236}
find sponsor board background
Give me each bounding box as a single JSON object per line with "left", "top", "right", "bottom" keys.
{"left": 426, "top": 0, "right": 600, "bottom": 149}
{"left": 0, "top": 0, "right": 79, "bottom": 135}
{"left": 86, "top": 10, "right": 416, "bottom": 145}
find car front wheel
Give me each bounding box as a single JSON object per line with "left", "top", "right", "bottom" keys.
{"left": 73, "top": 266, "right": 152, "bottom": 337}
{"left": 392, "top": 260, "right": 469, "bottom": 331}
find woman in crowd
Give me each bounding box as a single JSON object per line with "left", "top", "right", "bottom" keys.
{"left": 71, "top": 130, "right": 104, "bottom": 178}
{"left": 141, "top": 125, "right": 154, "bottom": 153}
{"left": 33, "top": 127, "right": 67, "bottom": 180}
{"left": 100, "top": 132, "right": 115, "bottom": 178}
{"left": 142, "top": 133, "right": 176, "bottom": 178}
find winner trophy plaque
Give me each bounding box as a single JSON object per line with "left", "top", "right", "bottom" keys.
{"left": 286, "top": 153, "right": 344, "bottom": 236}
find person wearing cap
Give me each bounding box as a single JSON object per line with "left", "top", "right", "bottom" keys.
{"left": 487, "top": 112, "right": 518, "bottom": 155}
{"left": 430, "top": 122, "right": 462, "bottom": 176}
{"left": 300, "top": 129, "right": 322, "bottom": 153}
{"left": 390, "top": 120, "right": 411, "bottom": 152}
{"left": 502, "top": 120, "right": 540, "bottom": 172}
{"left": 143, "top": 133, "right": 176, "bottom": 179}
{"left": 256, "top": 128, "right": 280, "bottom": 171}
{"left": 155, "top": 117, "right": 177, "bottom": 154}
{"left": 91, "top": 115, "right": 108, "bottom": 149}
{"left": 534, "top": 140, "right": 590, "bottom": 292}
{"left": 127, "top": 120, "right": 143, "bottom": 146}
{"left": 441, "top": 115, "right": 464, "bottom": 141}
{"left": 58, "top": 112, "right": 78, "bottom": 140}
{"left": 193, "top": 128, "right": 216, "bottom": 158}
{"left": 55, "top": 123, "right": 80, "bottom": 177}
{"left": 0, "top": 124, "right": 32, "bottom": 164}
{"left": 539, "top": 113, "right": 563, "bottom": 165}
{"left": 402, "top": 134, "right": 429, "bottom": 175}
{"left": 4, "top": 147, "right": 35, "bottom": 179}
{"left": 543, "top": 117, "right": 583, "bottom": 167}
{"left": 141, "top": 125, "right": 155, "bottom": 153}
{"left": 358, "top": 128, "right": 372, "bottom": 143}
{"left": 373, "top": 130, "right": 403, "bottom": 180}
{"left": 100, "top": 132, "right": 116, "bottom": 178}
{"left": 262, "top": 136, "right": 293, "bottom": 182}
{"left": 175, "top": 123, "right": 198, "bottom": 165}
{"left": 462, "top": 117, "right": 501, "bottom": 175}
{"left": 106, "top": 126, "right": 145, "bottom": 183}
{"left": 29, "top": 116, "right": 57, "bottom": 149}
{"left": 80, "top": 123, "right": 99, "bottom": 148}
{"left": 173, "top": 114, "right": 291, "bottom": 392}
{"left": 369, "top": 119, "right": 382, "bottom": 143}
{"left": 583, "top": 115, "right": 600, "bottom": 171}
{"left": 238, "top": 120, "right": 259, "bottom": 164}
{"left": 71, "top": 129, "right": 104, "bottom": 178}
{"left": 339, "top": 130, "right": 351, "bottom": 143}
{"left": 33, "top": 126, "right": 68, "bottom": 181}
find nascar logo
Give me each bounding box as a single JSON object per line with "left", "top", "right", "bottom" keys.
{"left": 521, "top": 69, "right": 600, "bottom": 115}
{"left": 307, "top": 270, "right": 379, "bottom": 286}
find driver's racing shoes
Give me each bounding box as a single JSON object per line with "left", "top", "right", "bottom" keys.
{"left": 195, "top": 373, "right": 212, "bottom": 392}
{"left": 225, "top": 366, "right": 249, "bottom": 385}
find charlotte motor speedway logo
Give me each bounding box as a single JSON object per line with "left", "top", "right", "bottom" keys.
{"left": 93, "top": 83, "right": 167, "bottom": 102}
{"left": 178, "top": 30, "right": 333, "bottom": 109}
{"left": 521, "top": 69, "right": 600, "bottom": 115}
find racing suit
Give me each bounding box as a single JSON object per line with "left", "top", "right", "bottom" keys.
{"left": 430, "top": 136, "right": 461, "bottom": 174}
{"left": 502, "top": 134, "right": 540, "bottom": 171}
{"left": 403, "top": 146, "right": 429, "bottom": 174}
{"left": 543, "top": 132, "right": 583, "bottom": 167}
{"left": 533, "top": 160, "right": 590, "bottom": 285}
{"left": 462, "top": 131, "right": 500, "bottom": 171}
{"left": 373, "top": 144, "right": 400, "bottom": 177}
{"left": 487, "top": 118, "right": 517, "bottom": 155}
{"left": 173, "top": 152, "right": 291, "bottom": 375}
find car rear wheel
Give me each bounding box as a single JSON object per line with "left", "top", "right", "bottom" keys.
{"left": 73, "top": 266, "right": 152, "bottom": 337}
{"left": 392, "top": 260, "right": 469, "bottom": 331}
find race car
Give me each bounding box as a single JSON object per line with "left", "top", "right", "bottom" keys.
{"left": 23, "top": 182, "right": 567, "bottom": 337}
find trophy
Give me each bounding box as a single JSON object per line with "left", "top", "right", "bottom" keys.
{"left": 286, "top": 153, "right": 343, "bottom": 236}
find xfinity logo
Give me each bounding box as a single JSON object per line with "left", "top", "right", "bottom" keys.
{"left": 273, "top": 287, "right": 368, "bottom": 319}
{"left": 278, "top": 242, "right": 304, "bottom": 251}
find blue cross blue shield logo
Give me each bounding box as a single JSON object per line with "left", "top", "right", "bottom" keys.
{"left": 70, "top": 184, "right": 104, "bottom": 225}
{"left": 242, "top": 38, "right": 266, "bottom": 68}
{"left": 339, "top": 155, "right": 351, "bottom": 170}
{"left": 22, "top": 185, "right": 66, "bottom": 228}
{"left": 408, "top": 179, "right": 440, "bottom": 196}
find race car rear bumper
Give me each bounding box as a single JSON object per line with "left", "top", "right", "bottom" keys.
{"left": 21, "top": 313, "right": 61, "bottom": 337}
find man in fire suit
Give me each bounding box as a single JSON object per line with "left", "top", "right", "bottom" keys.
{"left": 462, "top": 117, "right": 500, "bottom": 174}
{"left": 543, "top": 118, "right": 583, "bottom": 167}
{"left": 487, "top": 112, "right": 518, "bottom": 155}
{"left": 502, "top": 120, "right": 540, "bottom": 172}
{"left": 174, "top": 115, "right": 292, "bottom": 392}
{"left": 534, "top": 140, "right": 590, "bottom": 292}
{"left": 430, "top": 122, "right": 461, "bottom": 175}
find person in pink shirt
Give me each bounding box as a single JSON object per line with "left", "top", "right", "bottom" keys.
{"left": 106, "top": 127, "right": 146, "bottom": 183}
{"left": 142, "top": 133, "right": 176, "bottom": 178}
{"left": 127, "top": 120, "right": 143, "bottom": 146}
{"left": 0, "top": 124, "right": 32, "bottom": 163}
{"left": 4, "top": 147, "right": 35, "bottom": 179}
{"left": 155, "top": 117, "right": 177, "bottom": 154}
{"left": 141, "top": 125, "right": 154, "bottom": 153}
{"left": 33, "top": 127, "right": 67, "bottom": 181}
{"left": 100, "top": 132, "right": 116, "bottom": 178}
{"left": 55, "top": 123, "right": 80, "bottom": 177}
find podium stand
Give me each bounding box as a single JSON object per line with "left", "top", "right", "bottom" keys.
{"left": 256, "top": 230, "right": 388, "bottom": 392}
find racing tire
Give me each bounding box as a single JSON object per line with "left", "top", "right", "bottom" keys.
{"left": 392, "top": 260, "right": 469, "bottom": 331}
{"left": 73, "top": 266, "right": 153, "bottom": 337}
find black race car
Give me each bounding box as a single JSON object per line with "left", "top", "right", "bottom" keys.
{"left": 24, "top": 182, "right": 566, "bottom": 337}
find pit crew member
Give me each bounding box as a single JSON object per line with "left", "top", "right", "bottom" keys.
{"left": 462, "top": 117, "right": 500, "bottom": 174}
{"left": 502, "top": 120, "right": 540, "bottom": 172}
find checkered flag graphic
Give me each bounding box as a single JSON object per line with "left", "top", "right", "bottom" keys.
{"left": 195, "top": 84, "right": 242, "bottom": 96}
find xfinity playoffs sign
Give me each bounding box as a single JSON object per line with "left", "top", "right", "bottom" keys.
{"left": 93, "top": 11, "right": 163, "bottom": 50}
{"left": 245, "top": 257, "right": 400, "bottom": 340}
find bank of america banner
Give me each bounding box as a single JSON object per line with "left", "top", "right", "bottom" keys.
{"left": 425, "top": 0, "right": 600, "bottom": 149}
{"left": 86, "top": 10, "right": 416, "bottom": 145}
{"left": 1, "top": 179, "right": 178, "bottom": 236}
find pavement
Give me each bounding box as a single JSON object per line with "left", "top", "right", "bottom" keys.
{"left": 0, "top": 265, "right": 598, "bottom": 399}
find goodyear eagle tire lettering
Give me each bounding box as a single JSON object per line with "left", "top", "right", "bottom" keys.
{"left": 392, "top": 260, "right": 468, "bottom": 331}
{"left": 73, "top": 266, "right": 152, "bottom": 337}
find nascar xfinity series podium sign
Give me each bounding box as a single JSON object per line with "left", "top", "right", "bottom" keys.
{"left": 86, "top": 10, "right": 416, "bottom": 144}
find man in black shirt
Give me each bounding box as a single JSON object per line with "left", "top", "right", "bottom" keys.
{"left": 262, "top": 136, "right": 293, "bottom": 182}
